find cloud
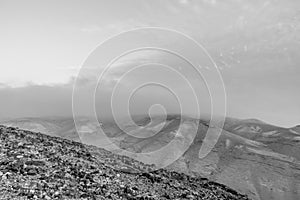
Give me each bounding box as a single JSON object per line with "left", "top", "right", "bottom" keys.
{"left": 81, "top": 25, "right": 103, "bottom": 33}
{"left": 202, "top": 0, "right": 217, "bottom": 6}
{"left": 81, "top": 19, "right": 149, "bottom": 34}
{"left": 1, "top": 0, "right": 299, "bottom": 127}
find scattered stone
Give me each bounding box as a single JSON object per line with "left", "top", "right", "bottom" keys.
{"left": 0, "top": 125, "right": 250, "bottom": 200}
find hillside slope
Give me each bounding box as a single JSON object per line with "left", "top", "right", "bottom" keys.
{"left": 0, "top": 125, "right": 249, "bottom": 200}
{"left": 103, "top": 116, "right": 300, "bottom": 200}
{"left": 2, "top": 116, "right": 300, "bottom": 200}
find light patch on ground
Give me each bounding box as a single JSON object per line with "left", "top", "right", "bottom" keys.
{"left": 289, "top": 129, "right": 300, "bottom": 135}
{"left": 293, "top": 136, "right": 300, "bottom": 141}
{"left": 262, "top": 130, "right": 279, "bottom": 137}
{"left": 234, "top": 125, "right": 262, "bottom": 134}
{"left": 223, "top": 130, "right": 266, "bottom": 148}
{"left": 246, "top": 147, "right": 296, "bottom": 163}
{"left": 124, "top": 120, "right": 172, "bottom": 138}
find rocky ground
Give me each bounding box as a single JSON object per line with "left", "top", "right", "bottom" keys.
{"left": 0, "top": 125, "right": 250, "bottom": 200}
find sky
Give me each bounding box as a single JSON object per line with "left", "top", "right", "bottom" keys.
{"left": 0, "top": 0, "right": 299, "bottom": 127}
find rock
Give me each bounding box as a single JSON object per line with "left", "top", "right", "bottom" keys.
{"left": 54, "top": 191, "right": 60, "bottom": 196}
{"left": 186, "top": 194, "right": 195, "bottom": 199}
{"left": 25, "top": 160, "right": 45, "bottom": 166}
{"left": 44, "top": 195, "right": 51, "bottom": 200}
{"left": 26, "top": 168, "right": 38, "bottom": 176}
{"left": 0, "top": 126, "right": 250, "bottom": 200}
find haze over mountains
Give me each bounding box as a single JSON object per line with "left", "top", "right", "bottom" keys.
{"left": 1, "top": 1, "right": 299, "bottom": 199}
{"left": 1, "top": 115, "right": 300, "bottom": 200}
{"left": 1, "top": 0, "right": 300, "bottom": 128}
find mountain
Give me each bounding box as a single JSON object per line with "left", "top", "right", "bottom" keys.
{"left": 102, "top": 116, "right": 300, "bottom": 200}
{"left": 1, "top": 116, "right": 300, "bottom": 200}
{"left": 0, "top": 117, "right": 81, "bottom": 141}
{"left": 0, "top": 125, "right": 249, "bottom": 200}
{"left": 290, "top": 125, "right": 300, "bottom": 135}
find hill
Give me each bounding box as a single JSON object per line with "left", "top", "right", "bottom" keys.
{"left": 2, "top": 116, "right": 300, "bottom": 200}
{"left": 0, "top": 125, "right": 249, "bottom": 200}
{"left": 102, "top": 115, "right": 300, "bottom": 200}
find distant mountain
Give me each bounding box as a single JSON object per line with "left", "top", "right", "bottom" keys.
{"left": 0, "top": 117, "right": 100, "bottom": 143}
{"left": 0, "top": 125, "right": 249, "bottom": 199}
{"left": 291, "top": 125, "right": 300, "bottom": 135}
{"left": 1, "top": 116, "right": 300, "bottom": 200}
{"left": 100, "top": 116, "right": 300, "bottom": 200}
{"left": 0, "top": 117, "right": 76, "bottom": 138}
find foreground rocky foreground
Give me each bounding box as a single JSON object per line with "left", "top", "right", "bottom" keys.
{"left": 0, "top": 125, "right": 249, "bottom": 200}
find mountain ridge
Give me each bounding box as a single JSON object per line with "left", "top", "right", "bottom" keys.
{"left": 1, "top": 116, "right": 300, "bottom": 200}
{"left": 0, "top": 125, "right": 250, "bottom": 200}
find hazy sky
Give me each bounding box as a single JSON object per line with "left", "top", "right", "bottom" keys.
{"left": 0, "top": 0, "right": 299, "bottom": 127}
